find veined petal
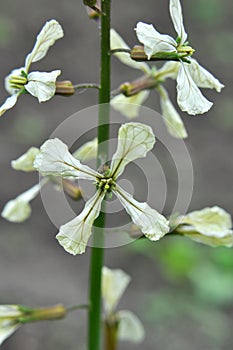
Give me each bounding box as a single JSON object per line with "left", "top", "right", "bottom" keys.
{"left": 56, "top": 190, "right": 105, "bottom": 255}
{"left": 135, "top": 22, "right": 176, "bottom": 59}
{"left": 26, "top": 70, "right": 61, "bottom": 102}
{"left": 102, "top": 267, "right": 131, "bottom": 315}
{"left": 158, "top": 85, "right": 187, "bottom": 139}
{"left": 177, "top": 63, "right": 213, "bottom": 115}
{"left": 72, "top": 138, "right": 98, "bottom": 161}
{"left": 0, "top": 94, "right": 19, "bottom": 117}
{"left": 110, "top": 122, "right": 155, "bottom": 179}
{"left": 188, "top": 58, "right": 224, "bottom": 92}
{"left": 110, "top": 29, "right": 150, "bottom": 74}
{"left": 34, "top": 138, "right": 100, "bottom": 180}
{"left": 11, "top": 147, "right": 40, "bottom": 172}
{"left": 117, "top": 310, "right": 145, "bottom": 343}
{"left": 110, "top": 91, "right": 150, "bottom": 119}
{"left": 177, "top": 206, "right": 233, "bottom": 247}
{"left": 169, "top": 0, "right": 187, "bottom": 44}
{"left": 1, "top": 184, "right": 41, "bottom": 223}
{"left": 25, "top": 20, "right": 64, "bottom": 72}
{"left": 114, "top": 185, "right": 170, "bottom": 240}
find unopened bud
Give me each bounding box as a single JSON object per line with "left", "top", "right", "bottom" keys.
{"left": 55, "top": 80, "right": 75, "bottom": 96}
{"left": 62, "top": 179, "right": 83, "bottom": 200}
{"left": 131, "top": 45, "right": 181, "bottom": 62}
{"left": 120, "top": 75, "right": 157, "bottom": 97}
{"left": 84, "top": 0, "right": 102, "bottom": 19}
{"left": 18, "top": 304, "right": 66, "bottom": 323}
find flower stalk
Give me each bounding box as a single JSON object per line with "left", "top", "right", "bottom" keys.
{"left": 88, "top": 1, "right": 111, "bottom": 350}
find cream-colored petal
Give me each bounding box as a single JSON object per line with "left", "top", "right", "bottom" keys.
{"left": 72, "top": 138, "right": 98, "bottom": 161}
{"left": 135, "top": 22, "right": 176, "bottom": 59}
{"left": 34, "top": 138, "right": 100, "bottom": 180}
{"left": 110, "top": 122, "right": 155, "bottom": 179}
{"left": 25, "top": 20, "right": 64, "bottom": 72}
{"left": 110, "top": 91, "right": 150, "bottom": 119}
{"left": 177, "top": 63, "right": 213, "bottom": 115}
{"left": 1, "top": 184, "right": 40, "bottom": 223}
{"left": 0, "top": 94, "right": 19, "bottom": 117}
{"left": 155, "top": 61, "right": 180, "bottom": 81}
{"left": 56, "top": 190, "right": 105, "bottom": 255}
{"left": 102, "top": 267, "right": 131, "bottom": 314}
{"left": 158, "top": 85, "right": 187, "bottom": 139}
{"left": 11, "top": 147, "right": 40, "bottom": 172}
{"left": 117, "top": 310, "right": 145, "bottom": 343}
{"left": 26, "top": 70, "right": 61, "bottom": 102}
{"left": 110, "top": 29, "right": 150, "bottom": 74}
{"left": 0, "top": 306, "right": 21, "bottom": 346}
{"left": 0, "top": 323, "right": 20, "bottom": 346}
{"left": 169, "top": 0, "right": 187, "bottom": 44}
{"left": 114, "top": 185, "right": 170, "bottom": 240}
{"left": 188, "top": 58, "right": 224, "bottom": 92}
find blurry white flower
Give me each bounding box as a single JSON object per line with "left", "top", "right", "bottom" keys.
{"left": 34, "top": 122, "right": 170, "bottom": 254}
{"left": 176, "top": 206, "right": 233, "bottom": 247}
{"left": 110, "top": 29, "right": 187, "bottom": 138}
{"left": 1, "top": 184, "right": 41, "bottom": 223}
{"left": 72, "top": 137, "right": 98, "bottom": 161}
{"left": 135, "top": 0, "right": 224, "bottom": 115}
{"left": 0, "top": 20, "right": 64, "bottom": 117}
{"left": 102, "top": 267, "right": 145, "bottom": 344}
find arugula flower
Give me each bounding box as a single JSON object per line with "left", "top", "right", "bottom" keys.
{"left": 34, "top": 122, "right": 170, "bottom": 255}
{"left": 102, "top": 266, "right": 145, "bottom": 344}
{"left": 173, "top": 206, "right": 233, "bottom": 247}
{"left": 135, "top": 0, "right": 224, "bottom": 115}
{"left": 0, "top": 20, "right": 64, "bottom": 117}
{"left": 110, "top": 29, "right": 187, "bottom": 138}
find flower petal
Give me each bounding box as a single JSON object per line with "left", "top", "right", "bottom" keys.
{"left": 188, "top": 58, "right": 224, "bottom": 92}
{"left": 110, "top": 122, "right": 155, "bottom": 179}
{"left": 157, "top": 85, "right": 187, "bottom": 138}
{"left": 116, "top": 310, "right": 145, "bottom": 343}
{"left": 56, "top": 190, "right": 105, "bottom": 255}
{"left": 34, "top": 138, "right": 100, "bottom": 180}
{"left": 110, "top": 29, "right": 150, "bottom": 74}
{"left": 25, "top": 19, "right": 64, "bottom": 72}
{"left": 11, "top": 147, "right": 40, "bottom": 172}
{"left": 0, "top": 305, "right": 22, "bottom": 345}
{"left": 0, "top": 94, "right": 19, "bottom": 117}
{"left": 72, "top": 138, "right": 98, "bottom": 161}
{"left": 0, "top": 323, "right": 20, "bottom": 346}
{"left": 135, "top": 22, "right": 176, "bottom": 59}
{"left": 114, "top": 185, "right": 169, "bottom": 240}
{"left": 110, "top": 91, "right": 150, "bottom": 119}
{"left": 1, "top": 184, "right": 40, "bottom": 223}
{"left": 156, "top": 61, "right": 180, "bottom": 81}
{"left": 177, "top": 63, "right": 213, "bottom": 115}
{"left": 169, "top": 0, "right": 187, "bottom": 44}
{"left": 26, "top": 70, "right": 61, "bottom": 102}
{"left": 102, "top": 267, "right": 131, "bottom": 314}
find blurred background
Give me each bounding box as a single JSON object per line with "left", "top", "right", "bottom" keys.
{"left": 0, "top": 0, "right": 232, "bottom": 349}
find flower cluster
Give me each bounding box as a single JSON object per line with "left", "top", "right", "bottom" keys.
{"left": 34, "top": 122, "right": 170, "bottom": 254}
{"left": 102, "top": 266, "right": 145, "bottom": 344}
{"left": 0, "top": 19, "right": 64, "bottom": 117}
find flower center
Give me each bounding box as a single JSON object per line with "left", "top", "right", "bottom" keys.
{"left": 9, "top": 71, "right": 28, "bottom": 90}
{"left": 97, "top": 177, "right": 116, "bottom": 193}
{"left": 177, "top": 45, "right": 195, "bottom": 58}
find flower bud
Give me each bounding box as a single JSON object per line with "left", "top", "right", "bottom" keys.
{"left": 120, "top": 75, "right": 157, "bottom": 97}
{"left": 55, "top": 80, "right": 75, "bottom": 96}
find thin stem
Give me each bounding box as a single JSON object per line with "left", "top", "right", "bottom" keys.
{"left": 110, "top": 48, "right": 131, "bottom": 54}
{"left": 73, "top": 83, "right": 100, "bottom": 90}
{"left": 66, "top": 304, "right": 89, "bottom": 312}
{"left": 88, "top": 1, "right": 111, "bottom": 350}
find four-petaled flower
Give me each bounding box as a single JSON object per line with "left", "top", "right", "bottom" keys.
{"left": 0, "top": 19, "right": 64, "bottom": 117}
{"left": 135, "top": 0, "right": 224, "bottom": 115}
{"left": 34, "top": 122, "right": 170, "bottom": 255}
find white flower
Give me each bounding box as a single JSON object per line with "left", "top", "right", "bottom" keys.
{"left": 0, "top": 20, "right": 64, "bottom": 117}
{"left": 135, "top": 0, "right": 224, "bottom": 115}
{"left": 0, "top": 305, "right": 22, "bottom": 345}
{"left": 34, "top": 123, "right": 170, "bottom": 255}
{"left": 1, "top": 184, "right": 41, "bottom": 223}
{"left": 176, "top": 206, "right": 233, "bottom": 247}
{"left": 110, "top": 29, "right": 187, "bottom": 138}
{"left": 102, "top": 267, "right": 145, "bottom": 344}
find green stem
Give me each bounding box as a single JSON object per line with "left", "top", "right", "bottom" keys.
{"left": 88, "top": 1, "right": 111, "bottom": 350}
